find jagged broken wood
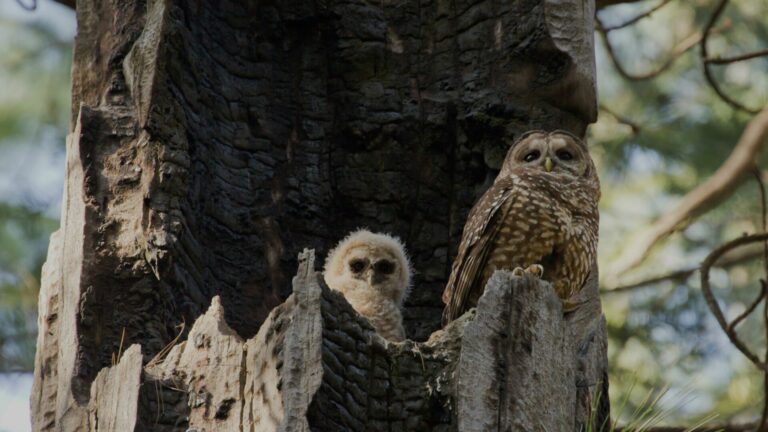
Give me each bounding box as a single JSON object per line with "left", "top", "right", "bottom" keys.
{"left": 75, "top": 250, "right": 609, "bottom": 431}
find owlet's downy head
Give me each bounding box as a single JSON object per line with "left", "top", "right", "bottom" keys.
{"left": 499, "top": 130, "right": 595, "bottom": 180}
{"left": 323, "top": 229, "right": 412, "bottom": 341}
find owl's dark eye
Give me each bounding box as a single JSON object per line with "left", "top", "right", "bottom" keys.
{"left": 523, "top": 150, "right": 540, "bottom": 162}
{"left": 556, "top": 150, "right": 573, "bottom": 161}
{"left": 374, "top": 260, "right": 395, "bottom": 275}
{"left": 349, "top": 259, "right": 366, "bottom": 273}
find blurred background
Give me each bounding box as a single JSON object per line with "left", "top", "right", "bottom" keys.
{"left": 0, "top": 1, "right": 72, "bottom": 431}
{"left": 594, "top": 0, "right": 768, "bottom": 426}
{"left": 0, "top": 0, "right": 766, "bottom": 430}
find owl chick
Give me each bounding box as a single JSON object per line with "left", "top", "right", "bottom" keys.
{"left": 442, "top": 130, "right": 600, "bottom": 325}
{"left": 323, "top": 230, "right": 412, "bottom": 342}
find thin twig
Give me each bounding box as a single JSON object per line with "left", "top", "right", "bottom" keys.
{"left": 117, "top": 327, "right": 127, "bottom": 363}
{"left": 700, "top": 0, "right": 760, "bottom": 114}
{"left": 600, "top": 0, "right": 675, "bottom": 32}
{"left": 756, "top": 168, "right": 768, "bottom": 277}
{"left": 755, "top": 169, "right": 768, "bottom": 432}
{"left": 146, "top": 321, "right": 186, "bottom": 368}
{"left": 596, "top": 18, "right": 719, "bottom": 81}
{"left": 599, "top": 104, "right": 641, "bottom": 135}
{"left": 706, "top": 48, "right": 768, "bottom": 65}
{"left": 700, "top": 233, "right": 768, "bottom": 372}
{"left": 726, "top": 282, "right": 765, "bottom": 333}
{"left": 604, "top": 266, "right": 696, "bottom": 294}
{"left": 603, "top": 245, "right": 763, "bottom": 294}
{"left": 112, "top": 328, "right": 127, "bottom": 366}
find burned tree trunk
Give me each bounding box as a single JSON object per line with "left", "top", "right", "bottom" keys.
{"left": 32, "top": 0, "right": 604, "bottom": 430}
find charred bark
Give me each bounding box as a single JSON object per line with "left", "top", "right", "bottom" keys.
{"left": 32, "top": 0, "right": 604, "bottom": 430}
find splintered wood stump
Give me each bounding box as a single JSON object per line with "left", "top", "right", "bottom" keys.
{"left": 73, "top": 250, "right": 609, "bottom": 431}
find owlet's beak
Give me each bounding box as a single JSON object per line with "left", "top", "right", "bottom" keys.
{"left": 544, "top": 157, "right": 554, "bottom": 172}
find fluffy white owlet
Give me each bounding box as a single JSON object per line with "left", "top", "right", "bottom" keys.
{"left": 323, "top": 230, "right": 412, "bottom": 342}
{"left": 442, "top": 130, "right": 600, "bottom": 324}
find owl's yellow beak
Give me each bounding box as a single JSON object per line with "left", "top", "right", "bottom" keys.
{"left": 545, "top": 157, "right": 554, "bottom": 172}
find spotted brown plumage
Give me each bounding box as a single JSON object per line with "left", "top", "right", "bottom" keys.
{"left": 442, "top": 130, "right": 600, "bottom": 325}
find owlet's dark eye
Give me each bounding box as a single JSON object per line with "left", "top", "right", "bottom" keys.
{"left": 556, "top": 150, "right": 573, "bottom": 161}
{"left": 349, "top": 259, "right": 366, "bottom": 273}
{"left": 374, "top": 260, "right": 395, "bottom": 275}
{"left": 523, "top": 150, "right": 540, "bottom": 162}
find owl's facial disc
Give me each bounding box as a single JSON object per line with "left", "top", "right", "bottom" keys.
{"left": 501, "top": 131, "right": 590, "bottom": 179}
{"left": 344, "top": 246, "right": 400, "bottom": 288}
{"left": 547, "top": 135, "right": 587, "bottom": 176}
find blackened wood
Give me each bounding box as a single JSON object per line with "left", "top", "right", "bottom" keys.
{"left": 32, "top": 0, "right": 604, "bottom": 430}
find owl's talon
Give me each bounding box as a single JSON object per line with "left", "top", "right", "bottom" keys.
{"left": 511, "top": 267, "right": 525, "bottom": 277}
{"left": 525, "top": 264, "right": 544, "bottom": 278}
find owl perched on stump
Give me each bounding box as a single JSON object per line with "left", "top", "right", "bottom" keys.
{"left": 324, "top": 230, "right": 412, "bottom": 342}
{"left": 442, "top": 130, "right": 600, "bottom": 325}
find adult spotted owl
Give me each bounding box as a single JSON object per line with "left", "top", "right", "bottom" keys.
{"left": 442, "top": 130, "right": 600, "bottom": 324}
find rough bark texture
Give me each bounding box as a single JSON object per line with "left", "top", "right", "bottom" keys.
{"left": 32, "top": 0, "right": 605, "bottom": 430}
{"left": 46, "top": 250, "right": 607, "bottom": 431}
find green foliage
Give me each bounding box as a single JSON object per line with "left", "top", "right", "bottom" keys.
{"left": 0, "top": 6, "right": 72, "bottom": 373}
{"left": 0, "top": 203, "right": 57, "bottom": 372}
{"left": 594, "top": 0, "right": 768, "bottom": 426}
{"left": 0, "top": 19, "right": 71, "bottom": 134}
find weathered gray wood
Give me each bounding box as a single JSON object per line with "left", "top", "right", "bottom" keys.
{"left": 279, "top": 250, "right": 324, "bottom": 432}
{"left": 87, "top": 344, "right": 143, "bottom": 432}
{"left": 32, "top": 0, "right": 606, "bottom": 429}
{"left": 71, "top": 250, "right": 607, "bottom": 431}
{"left": 457, "top": 271, "right": 573, "bottom": 431}
{"left": 31, "top": 111, "right": 92, "bottom": 432}
{"left": 135, "top": 249, "right": 336, "bottom": 431}
{"left": 136, "top": 250, "right": 461, "bottom": 431}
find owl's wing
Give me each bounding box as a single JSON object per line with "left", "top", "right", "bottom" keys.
{"left": 441, "top": 176, "right": 518, "bottom": 324}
